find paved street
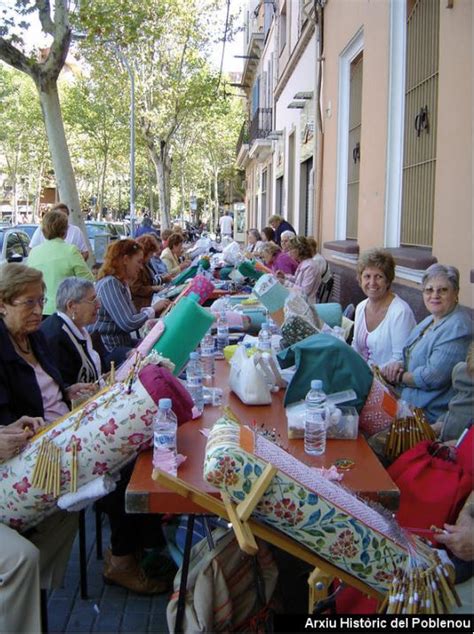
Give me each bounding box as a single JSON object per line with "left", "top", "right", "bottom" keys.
{"left": 45, "top": 509, "right": 170, "bottom": 634}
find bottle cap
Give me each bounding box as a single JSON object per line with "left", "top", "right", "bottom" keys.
{"left": 158, "top": 398, "right": 172, "bottom": 409}
{"left": 310, "top": 379, "right": 323, "bottom": 390}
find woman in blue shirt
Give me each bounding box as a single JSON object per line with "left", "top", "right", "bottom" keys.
{"left": 383, "top": 264, "right": 473, "bottom": 422}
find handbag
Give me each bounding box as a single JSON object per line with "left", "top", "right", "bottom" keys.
{"left": 229, "top": 345, "right": 272, "bottom": 405}
{"left": 388, "top": 427, "right": 474, "bottom": 535}
{"left": 166, "top": 527, "right": 278, "bottom": 633}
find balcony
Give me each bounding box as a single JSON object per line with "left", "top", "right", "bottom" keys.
{"left": 249, "top": 108, "right": 272, "bottom": 143}
{"left": 248, "top": 108, "right": 273, "bottom": 163}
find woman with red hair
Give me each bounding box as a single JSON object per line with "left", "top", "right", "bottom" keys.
{"left": 130, "top": 234, "right": 172, "bottom": 311}
{"left": 93, "top": 239, "right": 170, "bottom": 354}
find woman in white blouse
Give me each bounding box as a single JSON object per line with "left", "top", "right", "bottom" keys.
{"left": 352, "top": 249, "right": 416, "bottom": 368}
{"left": 244, "top": 228, "right": 264, "bottom": 257}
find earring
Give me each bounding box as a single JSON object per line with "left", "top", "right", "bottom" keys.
{"left": 72, "top": 311, "right": 76, "bottom": 321}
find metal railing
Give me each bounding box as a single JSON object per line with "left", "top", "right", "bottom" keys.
{"left": 249, "top": 108, "right": 272, "bottom": 143}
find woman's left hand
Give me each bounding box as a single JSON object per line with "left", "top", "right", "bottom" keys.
{"left": 381, "top": 361, "right": 404, "bottom": 384}
{"left": 66, "top": 383, "right": 98, "bottom": 401}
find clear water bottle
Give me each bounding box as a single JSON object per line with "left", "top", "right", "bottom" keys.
{"left": 257, "top": 321, "right": 272, "bottom": 352}
{"left": 186, "top": 351, "right": 204, "bottom": 414}
{"left": 200, "top": 328, "right": 215, "bottom": 381}
{"left": 304, "top": 380, "right": 328, "bottom": 456}
{"left": 153, "top": 398, "right": 178, "bottom": 462}
{"left": 216, "top": 311, "right": 229, "bottom": 356}
{"left": 266, "top": 315, "right": 280, "bottom": 335}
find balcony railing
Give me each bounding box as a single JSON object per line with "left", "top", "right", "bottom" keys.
{"left": 249, "top": 108, "right": 272, "bottom": 143}
{"left": 236, "top": 121, "right": 249, "bottom": 156}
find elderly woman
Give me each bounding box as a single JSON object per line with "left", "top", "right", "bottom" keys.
{"left": 160, "top": 233, "right": 190, "bottom": 276}
{"left": 0, "top": 270, "right": 169, "bottom": 596}
{"left": 352, "top": 249, "right": 416, "bottom": 367}
{"left": 27, "top": 209, "right": 94, "bottom": 316}
{"left": 261, "top": 242, "right": 298, "bottom": 275}
{"left": 279, "top": 236, "right": 322, "bottom": 304}
{"left": 0, "top": 264, "right": 94, "bottom": 423}
{"left": 244, "top": 228, "right": 264, "bottom": 256}
{"left": 268, "top": 214, "right": 296, "bottom": 246}
{"left": 261, "top": 226, "right": 275, "bottom": 243}
{"left": 0, "top": 264, "right": 95, "bottom": 609}
{"left": 93, "top": 239, "right": 170, "bottom": 355}
{"left": 41, "top": 278, "right": 102, "bottom": 385}
{"left": 383, "top": 264, "right": 473, "bottom": 422}
{"left": 280, "top": 229, "right": 296, "bottom": 252}
{"left": 131, "top": 234, "right": 172, "bottom": 311}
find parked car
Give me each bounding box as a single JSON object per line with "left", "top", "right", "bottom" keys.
{"left": 110, "top": 221, "right": 130, "bottom": 239}
{"left": 0, "top": 227, "right": 31, "bottom": 263}
{"left": 85, "top": 221, "right": 121, "bottom": 242}
{"left": 13, "top": 224, "right": 39, "bottom": 242}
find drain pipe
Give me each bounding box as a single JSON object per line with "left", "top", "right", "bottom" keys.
{"left": 313, "top": 1, "right": 325, "bottom": 246}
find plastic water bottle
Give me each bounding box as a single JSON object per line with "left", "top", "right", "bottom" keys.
{"left": 186, "top": 351, "right": 204, "bottom": 414}
{"left": 304, "top": 380, "right": 328, "bottom": 456}
{"left": 200, "top": 328, "right": 215, "bottom": 381}
{"left": 216, "top": 311, "right": 229, "bottom": 356}
{"left": 153, "top": 398, "right": 178, "bottom": 462}
{"left": 258, "top": 321, "right": 272, "bottom": 352}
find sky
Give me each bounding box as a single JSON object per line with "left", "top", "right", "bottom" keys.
{"left": 3, "top": 0, "right": 247, "bottom": 75}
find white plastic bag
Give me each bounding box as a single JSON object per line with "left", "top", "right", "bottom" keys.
{"left": 229, "top": 345, "right": 272, "bottom": 405}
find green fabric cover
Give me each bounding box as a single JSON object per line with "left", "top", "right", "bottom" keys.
{"left": 278, "top": 333, "right": 373, "bottom": 410}
{"left": 314, "top": 302, "right": 343, "bottom": 328}
{"left": 153, "top": 295, "right": 215, "bottom": 375}
{"left": 218, "top": 266, "right": 234, "bottom": 280}
{"left": 171, "top": 265, "right": 198, "bottom": 286}
{"left": 238, "top": 260, "right": 264, "bottom": 280}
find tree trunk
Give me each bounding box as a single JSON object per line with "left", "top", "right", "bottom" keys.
{"left": 148, "top": 141, "right": 171, "bottom": 229}
{"left": 99, "top": 149, "right": 108, "bottom": 219}
{"left": 33, "top": 160, "right": 45, "bottom": 222}
{"left": 36, "top": 81, "right": 91, "bottom": 247}
{"left": 213, "top": 167, "right": 219, "bottom": 235}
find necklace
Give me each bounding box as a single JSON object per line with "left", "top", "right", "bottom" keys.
{"left": 11, "top": 334, "right": 31, "bottom": 355}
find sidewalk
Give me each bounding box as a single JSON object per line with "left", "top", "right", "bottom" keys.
{"left": 46, "top": 508, "right": 170, "bottom": 634}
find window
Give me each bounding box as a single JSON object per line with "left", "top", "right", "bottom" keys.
{"left": 287, "top": 132, "right": 295, "bottom": 225}
{"left": 276, "top": 176, "right": 284, "bottom": 215}
{"left": 400, "top": 0, "right": 439, "bottom": 247}
{"left": 261, "top": 168, "right": 267, "bottom": 224}
{"left": 346, "top": 52, "right": 363, "bottom": 240}
{"left": 299, "top": 157, "right": 313, "bottom": 236}
{"left": 279, "top": 2, "right": 287, "bottom": 54}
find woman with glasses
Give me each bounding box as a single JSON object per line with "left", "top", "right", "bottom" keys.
{"left": 383, "top": 264, "right": 473, "bottom": 422}
{"left": 41, "top": 278, "right": 102, "bottom": 385}
{"left": 27, "top": 209, "right": 94, "bottom": 316}
{"left": 0, "top": 264, "right": 95, "bottom": 424}
{"left": 352, "top": 249, "right": 416, "bottom": 368}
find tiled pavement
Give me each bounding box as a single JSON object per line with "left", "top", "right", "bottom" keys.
{"left": 45, "top": 509, "right": 171, "bottom": 634}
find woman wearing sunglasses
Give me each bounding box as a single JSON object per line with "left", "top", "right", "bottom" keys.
{"left": 383, "top": 264, "right": 472, "bottom": 422}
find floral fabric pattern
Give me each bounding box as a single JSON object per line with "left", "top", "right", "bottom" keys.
{"left": 204, "top": 418, "right": 410, "bottom": 594}
{"left": 0, "top": 380, "right": 157, "bottom": 532}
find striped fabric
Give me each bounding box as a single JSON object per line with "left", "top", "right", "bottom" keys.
{"left": 93, "top": 275, "right": 153, "bottom": 351}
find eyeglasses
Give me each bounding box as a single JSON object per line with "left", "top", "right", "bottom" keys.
{"left": 12, "top": 296, "right": 47, "bottom": 309}
{"left": 422, "top": 286, "right": 452, "bottom": 296}
{"left": 80, "top": 296, "right": 100, "bottom": 305}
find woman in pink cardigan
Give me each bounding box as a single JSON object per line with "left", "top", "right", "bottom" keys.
{"left": 278, "top": 236, "right": 322, "bottom": 304}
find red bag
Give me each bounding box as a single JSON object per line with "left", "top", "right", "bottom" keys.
{"left": 138, "top": 365, "right": 194, "bottom": 425}
{"left": 388, "top": 427, "right": 474, "bottom": 534}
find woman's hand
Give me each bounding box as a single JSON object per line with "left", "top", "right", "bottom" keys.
{"left": 152, "top": 298, "right": 171, "bottom": 315}
{"left": 0, "top": 416, "right": 43, "bottom": 461}
{"left": 179, "top": 260, "right": 189, "bottom": 271}
{"left": 434, "top": 523, "right": 474, "bottom": 561}
{"left": 275, "top": 270, "right": 285, "bottom": 282}
{"left": 66, "top": 383, "right": 98, "bottom": 401}
{"left": 381, "top": 361, "right": 404, "bottom": 384}
{"left": 161, "top": 273, "right": 173, "bottom": 284}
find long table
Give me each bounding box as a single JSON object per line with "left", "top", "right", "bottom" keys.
{"left": 126, "top": 360, "right": 399, "bottom": 514}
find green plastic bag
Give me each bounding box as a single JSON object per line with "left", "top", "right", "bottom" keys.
{"left": 171, "top": 265, "right": 198, "bottom": 286}
{"left": 278, "top": 333, "right": 373, "bottom": 410}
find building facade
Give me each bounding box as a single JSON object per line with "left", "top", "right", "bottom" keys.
{"left": 237, "top": 0, "right": 473, "bottom": 310}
